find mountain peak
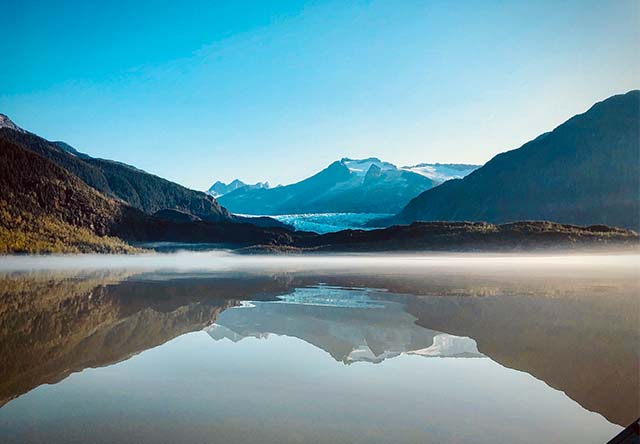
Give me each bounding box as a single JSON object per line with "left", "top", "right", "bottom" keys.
{"left": 340, "top": 157, "right": 397, "bottom": 176}
{"left": 208, "top": 179, "right": 269, "bottom": 198}
{"left": 0, "top": 114, "right": 26, "bottom": 133}
{"left": 341, "top": 156, "right": 382, "bottom": 163}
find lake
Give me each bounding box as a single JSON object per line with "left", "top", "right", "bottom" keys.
{"left": 0, "top": 252, "right": 637, "bottom": 443}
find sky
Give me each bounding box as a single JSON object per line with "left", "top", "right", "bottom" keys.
{"left": 1, "top": 0, "right": 638, "bottom": 190}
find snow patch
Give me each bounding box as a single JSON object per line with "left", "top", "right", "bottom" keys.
{"left": 401, "top": 163, "right": 480, "bottom": 182}
{"left": 341, "top": 157, "right": 397, "bottom": 176}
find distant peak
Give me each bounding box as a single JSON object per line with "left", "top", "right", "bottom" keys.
{"left": 0, "top": 113, "right": 26, "bottom": 133}
{"left": 340, "top": 157, "right": 397, "bottom": 176}
{"left": 340, "top": 156, "right": 382, "bottom": 163}
{"left": 400, "top": 163, "right": 481, "bottom": 182}
{"left": 207, "top": 178, "right": 269, "bottom": 197}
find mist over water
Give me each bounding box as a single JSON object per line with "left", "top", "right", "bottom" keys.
{"left": 1, "top": 250, "right": 638, "bottom": 273}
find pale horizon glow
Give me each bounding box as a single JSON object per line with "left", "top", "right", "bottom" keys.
{"left": 1, "top": 0, "right": 638, "bottom": 189}
{"left": 1, "top": 251, "right": 638, "bottom": 273}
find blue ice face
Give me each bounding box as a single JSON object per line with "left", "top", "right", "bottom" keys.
{"left": 272, "top": 213, "right": 391, "bottom": 234}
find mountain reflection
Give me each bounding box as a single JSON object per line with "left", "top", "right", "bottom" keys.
{"left": 0, "top": 263, "right": 637, "bottom": 427}
{"left": 207, "top": 285, "right": 483, "bottom": 364}
{"left": 0, "top": 271, "right": 293, "bottom": 407}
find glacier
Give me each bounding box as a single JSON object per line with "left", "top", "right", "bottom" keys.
{"left": 271, "top": 212, "right": 392, "bottom": 233}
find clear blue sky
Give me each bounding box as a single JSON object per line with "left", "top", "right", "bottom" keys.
{"left": 1, "top": 0, "right": 638, "bottom": 189}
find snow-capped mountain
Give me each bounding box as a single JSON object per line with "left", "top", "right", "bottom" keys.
{"left": 341, "top": 158, "right": 480, "bottom": 183}
{"left": 207, "top": 179, "right": 269, "bottom": 198}
{"left": 206, "top": 286, "right": 484, "bottom": 364}
{"left": 401, "top": 163, "right": 480, "bottom": 183}
{"left": 216, "top": 157, "right": 479, "bottom": 215}
{"left": 341, "top": 157, "right": 397, "bottom": 175}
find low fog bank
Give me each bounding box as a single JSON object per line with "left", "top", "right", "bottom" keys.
{"left": 0, "top": 249, "right": 638, "bottom": 273}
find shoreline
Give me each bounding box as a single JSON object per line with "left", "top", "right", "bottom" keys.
{"left": 1, "top": 220, "right": 637, "bottom": 256}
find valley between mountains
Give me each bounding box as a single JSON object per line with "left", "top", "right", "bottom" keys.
{"left": 0, "top": 90, "right": 638, "bottom": 254}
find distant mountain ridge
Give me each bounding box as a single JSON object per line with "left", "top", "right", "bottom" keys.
{"left": 208, "top": 179, "right": 269, "bottom": 198}
{"left": 216, "top": 157, "right": 479, "bottom": 215}
{"left": 388, "top": 90, "right": 640, "bottom": 230}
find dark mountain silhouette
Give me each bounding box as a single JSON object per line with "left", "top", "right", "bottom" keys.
{"left": 389, "top": 90, "right": 640, "bottom": 229}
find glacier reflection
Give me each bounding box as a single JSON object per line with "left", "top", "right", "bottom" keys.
{"left": 207, "top": 285, "right": 483, "bottom": 364}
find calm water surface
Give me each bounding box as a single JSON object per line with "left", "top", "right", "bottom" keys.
{"left": 0, "top": 252, "right": 638, "bottom": 443}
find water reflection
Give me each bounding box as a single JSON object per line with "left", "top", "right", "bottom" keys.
{"left": 0, "top": 256, "right": 637, "bottom": 443}
{"left": 0, "top": 271, "right": 292, "bottom": 407}
{"left": 208, "top": 286, "right": 483, "bottom": 364}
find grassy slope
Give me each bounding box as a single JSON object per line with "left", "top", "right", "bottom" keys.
{"left": 0, "top": 138, "right": 141, "bottom": 253}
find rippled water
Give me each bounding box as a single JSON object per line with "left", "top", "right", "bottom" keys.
{"left": 0, "top": 252, "right": 637, "bottom": 443}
